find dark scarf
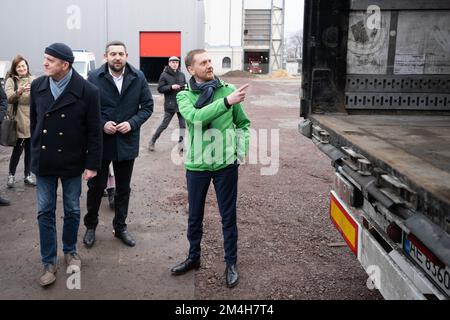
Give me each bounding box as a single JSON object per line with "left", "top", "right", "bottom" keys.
{"left": 189, "top": 76, "right": 220, "bottom": 108}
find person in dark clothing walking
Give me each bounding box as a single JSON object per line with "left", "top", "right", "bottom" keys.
{"left": 148, "top": 56, "right": 186, "bottom": 152}
{"left": 83, "top": 41, "right": 153, "bottom": 248}
{"left": 0, "top": 84, "right": 7, "bottom": 120}
{"left": 30, "top": 42, "right": 102, "bottom": 286}
{"left": 0, "top": 85, "right": 11, "bottom": 206}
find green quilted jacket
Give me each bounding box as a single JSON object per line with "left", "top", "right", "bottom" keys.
{"left": 177, "top": 78, "right": 251, "bottom": 171}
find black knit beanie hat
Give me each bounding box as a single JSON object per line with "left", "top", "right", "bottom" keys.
{"left": 45, "top": 43, "right": 74, "bottom": 63}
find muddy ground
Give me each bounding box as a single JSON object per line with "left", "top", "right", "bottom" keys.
{"left": 0, "top": 76, "right": 382, "bottom": 300}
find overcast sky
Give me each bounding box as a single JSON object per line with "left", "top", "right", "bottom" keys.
{"left": 284, "top": 0, "right": 304, "bottom": 36}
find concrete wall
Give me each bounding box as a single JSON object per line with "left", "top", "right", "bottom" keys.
{"left": 204, "top": 0, "right": 243, "bottom": 74}
{"left": 244, "top": 0, "right": 271, "bottom": 9}
{"left": 286, "top": 61, "right": 299, "bottom": 75}
{"left": 203, "top": 0, "right": 286, "bottom": 75}
{"left": 0, "top": 0, "right": 204, "bottom": 76}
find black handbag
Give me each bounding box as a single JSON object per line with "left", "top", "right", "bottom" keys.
{"left": 0, "top": 79, "right": 19, "bottom": 147}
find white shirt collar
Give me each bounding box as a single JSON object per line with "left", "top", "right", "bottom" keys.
{"left": 109, "top": 66, "right": 125, "bottom": 79}
{"left": 108, "top": 67, "right": 125, "bottom": 93}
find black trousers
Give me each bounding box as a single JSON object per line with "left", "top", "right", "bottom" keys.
{"left": 9, "top": 138, "right": 31, "bottom": 176}
{"left": 186, "top": 163, "right": 239, "bottom": 266}
{"left": 84, "top": 159, "right": 135, "bottom": 232}
{"left": 151, "top": 111, "right": 185, "bottom": 143}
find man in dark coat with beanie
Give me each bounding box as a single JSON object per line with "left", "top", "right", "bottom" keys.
{"left": 148, "top": 56, "right": 186, "bottom": 152}
{"left": 30, "top": 42, "right": 102, "bottom": 287}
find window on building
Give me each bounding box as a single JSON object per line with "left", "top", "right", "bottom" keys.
{"left": 222, "top": 57, "right": 231, "bottom": 69}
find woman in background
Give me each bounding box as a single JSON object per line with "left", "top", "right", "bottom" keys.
{"left": 5, "top": 55, "right": 36, "bottom": 188}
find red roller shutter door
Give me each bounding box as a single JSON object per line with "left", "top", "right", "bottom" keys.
{"left": 140, "top": 32, "right": 181, "bottom": 57}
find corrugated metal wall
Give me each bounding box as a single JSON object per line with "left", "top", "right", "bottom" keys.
{"left": 243, "top": 9, "right": 271, "bottom": 49}
{"left": 0, "top": 0, "right": 204, "bottom": 76}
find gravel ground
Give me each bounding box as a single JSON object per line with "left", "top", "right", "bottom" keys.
{"left": 0, "top": 76, "right": 382, "bottom": 300}
{"left": 192, "top": 77, "right": 382, "bottom": 300}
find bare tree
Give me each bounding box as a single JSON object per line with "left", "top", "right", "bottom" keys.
{"left": 285, "top": 29, "right": 303, "bottom": 60}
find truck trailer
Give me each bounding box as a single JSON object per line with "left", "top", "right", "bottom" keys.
{"left": 299, "top": 0, "right": 450, "bottom": 299}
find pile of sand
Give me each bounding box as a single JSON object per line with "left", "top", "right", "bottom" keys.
{"left": 266, "top": 69, "right": 295, "bottom": 79}
{"left": 222, "top": 70, "right": 257, "bottom": 78}
{"left": 222, "top": 69, "right": 299, "bottom": 79}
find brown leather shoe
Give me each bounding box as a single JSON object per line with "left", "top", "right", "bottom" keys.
{"left": 64, "top": 253, "right": 81, "bottom": 273}
{"left": 39, "top": 264, "right": 57, "bottom": 287}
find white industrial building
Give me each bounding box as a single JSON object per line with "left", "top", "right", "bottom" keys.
{"left": 205, "top": 0, "right": 285, "bottom": 75}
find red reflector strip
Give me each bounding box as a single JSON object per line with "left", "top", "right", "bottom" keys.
{"left": 407, "top": 234, "right": 444, "bottom": 268}
{"left": 330, "top": 191, "right": 358, "bottom": 256}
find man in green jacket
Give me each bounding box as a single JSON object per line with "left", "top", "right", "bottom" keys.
{"left": 170, "top": 49, "right": 250, "bottom": 288}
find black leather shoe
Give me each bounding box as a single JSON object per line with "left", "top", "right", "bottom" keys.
{"left": 0, "top": 196, "right": 10, "bottom": 206}
{"left": 170, "top": 258, "right": 200, "bottom": 275}
{"left": 225, "top": 264, "right": 239, "bottom": 288}
{"left": 114, "top": 229, "right": 136, "bottom": 247}
{"left": 83, "top": 228, "right": 96, "bottom": 248}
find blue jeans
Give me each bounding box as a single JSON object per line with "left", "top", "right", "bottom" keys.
{"left": 36, "top": 175, "right": 81, "bottom": 266}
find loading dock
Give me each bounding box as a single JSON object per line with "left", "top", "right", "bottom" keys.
{"left": 140, "top": 32, "right": 181, "bottom": 82}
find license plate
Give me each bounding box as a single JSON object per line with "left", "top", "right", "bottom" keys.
{"left": 403, "top": 238, "right": 450, "bottom": 297}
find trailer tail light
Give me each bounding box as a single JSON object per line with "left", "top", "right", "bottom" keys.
{"left": 330, "top": 191, "right": 359, "bottom": 256}
{"left": 387, "top": 222, "right": 402, "bottom": 244}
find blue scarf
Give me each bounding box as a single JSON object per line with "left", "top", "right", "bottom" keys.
{"left": 190, "top": 77, "right": 220, "bottom": 108}
{"left": 49, "top": 69, "right": 72, "bottom": 100}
